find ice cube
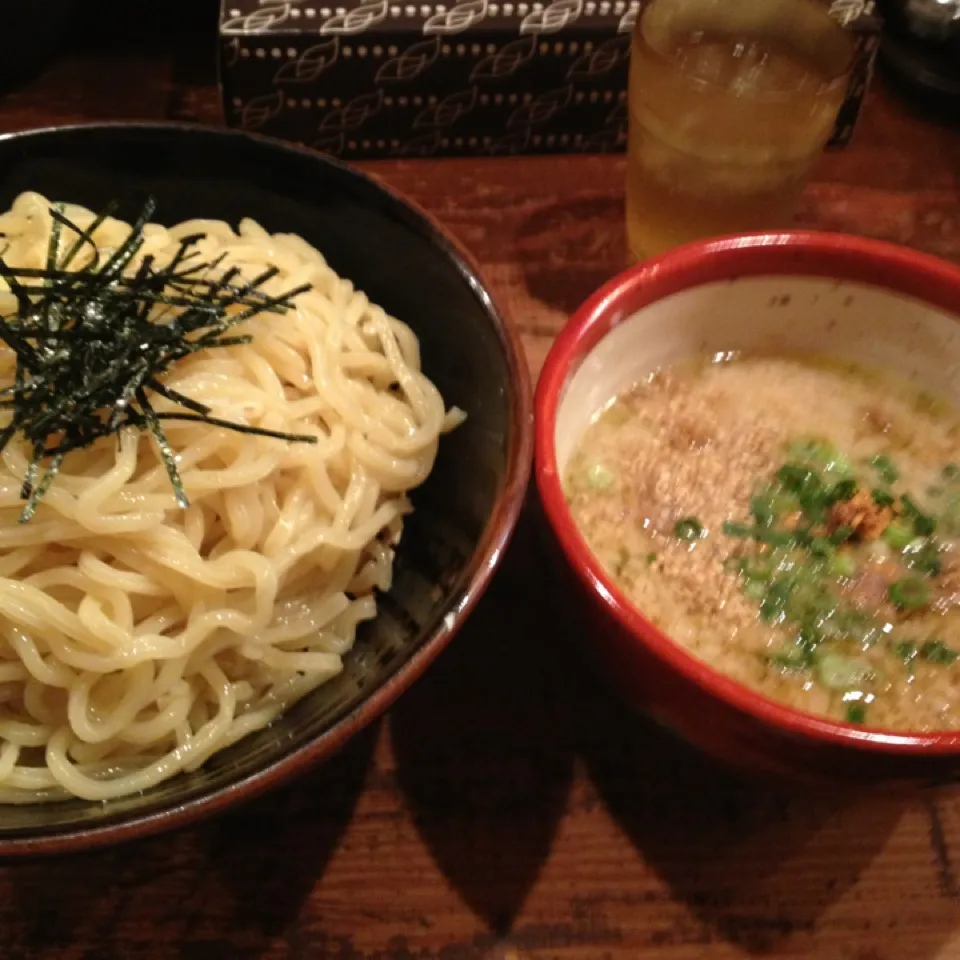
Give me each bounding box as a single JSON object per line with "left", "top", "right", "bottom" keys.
{"left": 675, "top": 38, "right": 735, "bottom": 86}
{"left": 730, "top": 42, "right": 821, "bottom": 97}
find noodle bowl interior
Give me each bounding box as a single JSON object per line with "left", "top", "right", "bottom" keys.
{"left": 565, "top": 354, "right": 960, "bottom": 733}
{"left": 0, "top": 191, "right": 459, "bottom": 802}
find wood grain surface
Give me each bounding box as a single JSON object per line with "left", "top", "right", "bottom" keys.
{"left": 0, "top": 3, "right": 958, "bottom": 958}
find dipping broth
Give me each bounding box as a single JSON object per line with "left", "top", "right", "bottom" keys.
{"left": 565, "top": 356, "right": 960, "bottom": 732}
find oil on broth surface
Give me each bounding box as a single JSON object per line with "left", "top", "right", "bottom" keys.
{"left": 565, "top": 356, "right": 960, "bottom": 731}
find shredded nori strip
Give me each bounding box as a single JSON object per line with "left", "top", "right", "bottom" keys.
{"left": 0, "top": 196, "right": 317, "bottom": 522}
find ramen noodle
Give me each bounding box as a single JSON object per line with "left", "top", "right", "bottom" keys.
{"left": 0, "top": 191, "right": 459, "bottom": 802}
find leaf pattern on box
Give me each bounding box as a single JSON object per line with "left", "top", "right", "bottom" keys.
{"left": 375, "top": 37, "right": 441, "bottom": 82}
{"left": 567, "top": 36, "right": 628, "bottom": 78}
{"left": 273, "top": 39, "right": 340, "bottom": 83}
{"left": 519, "top": 0, "right": 583, "bottom": 35}
{"left": 606, "top": 101, "right": 627, "bottom": 124}
{"left": 423, "top": 0, "right": 488, "bottom": 35}
{"left": 617, "top": 1, "right": 638, "bottom": 33}
{"left": 240, "top": 89, "right": 285, "bottom": 129}
{"left": 223, "top": 37, "right": 241, "bottom": 68}
{"left": 222, "top": 4, "right": 290, "bottom": 33}
{"left": 469, "top": 36, "right": 536, "bottom": 80}
{"left": 219, "top": 0, "right": 663, "bottom": 157}
{"left": 401, "top": 132, "right": 442, "bottom": 157}
{"left": 506, "top": 85, "right": 572, "bottom": 127}
{"left": 581, "top": 123, "right": 625, "bottom": 152}
{"left": 320, "top": 0, "right": 389, "bottom": 35}
{"left": 312, "top": 132, "right": 347, "bottom": 154}
{"left": 489, "top": 128, "right": 531, "bottom": 155}
{"left": 318, "top": 90, "right": 384, "bottom": 129}
{"left": 413, "top": 88, "right": 478, "bottom": 128}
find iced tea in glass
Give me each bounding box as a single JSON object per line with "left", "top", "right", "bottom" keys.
{"left": 627, "top": 0, "right": 855, "bottom": 259}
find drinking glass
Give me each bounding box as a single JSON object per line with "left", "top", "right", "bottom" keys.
{"left": 627, "top": 0, "right": 856, "bottom": 259}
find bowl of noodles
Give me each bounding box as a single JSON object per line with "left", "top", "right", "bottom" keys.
{"left": 0, "top": 122, "right": 531, "bottom": 853}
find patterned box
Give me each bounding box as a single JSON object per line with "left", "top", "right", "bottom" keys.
{"left": 219, "top": 0, "right": 881, "bottom": 160}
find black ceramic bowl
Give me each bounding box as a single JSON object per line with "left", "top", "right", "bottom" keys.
{"left": 0, "top": 122, "right": 532, "bottom": 855}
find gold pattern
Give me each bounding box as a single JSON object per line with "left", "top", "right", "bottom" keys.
{"left": 401, "top": 131, "right": 443, "bottom": 155}
{"left": 506, "top": 84, "right": 571, "bottom": 127}
{"left": 606, "top": 100, "right": 626, "bottom": 124}
{"left": 519, "top": 0, "right": 583, "bottom": 35}
{"left": 312, "top": 131, "right": 347, "bottom": 152}
{"left": 469, "top": 35, "right": 536, "bottom": 80}
{"left": 490, "top": 128, "right": 531, "bottom": 154}
{"left": 318, "top": 89, "right": 384, "bottom": 128}
{"left": 222, "top": 3, "right": 292, "bottom": 33}
{"left": 272, "top": 38, "right": 340, "bottom": 82}
{"left": 223, "top": 36, "right": 242, "bottom": 67}
{"left": 413, "top": 87, "right": 478, "bottom": 127}
{"left": 320, "top": 0, "right": 389, "bottom": 35}
{"left": 375, "top": 36, "right": 441, "bottom": 80}
{"left": 240, "top": 88, "right": 286, "bottom": 128}
{"left": 567, "top": 35, "right": 628, "bottom": 77}
{"left": 580, "top": 123, "right": 624, "bottom": 151}
{"left": 423, "top": 0, "right": 489, "bottom": 34}
{"left": 616, "top": 1, "right": 637, "bottom": 33}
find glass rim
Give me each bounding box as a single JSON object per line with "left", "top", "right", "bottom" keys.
{"left": 633, "top": 0, "right": 857, "bottom": 101}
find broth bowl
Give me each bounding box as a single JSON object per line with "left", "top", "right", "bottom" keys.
{"left": 535, "top": 231, "right": 960, "bottom": 785}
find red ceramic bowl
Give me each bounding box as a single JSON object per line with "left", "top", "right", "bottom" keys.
{"left": 535, "top": 231, "right": 960, "bottom": 785}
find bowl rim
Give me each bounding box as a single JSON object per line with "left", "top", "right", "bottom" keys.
{"left": 0, "top": 119, "right": 533, "bottom": 856}
{"left": 535, "top": 229, "right": 960, "bottom": 757}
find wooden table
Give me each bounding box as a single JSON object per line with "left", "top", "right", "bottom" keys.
{"left": 1, "top": 5, "right": 959, "bottom": 958}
